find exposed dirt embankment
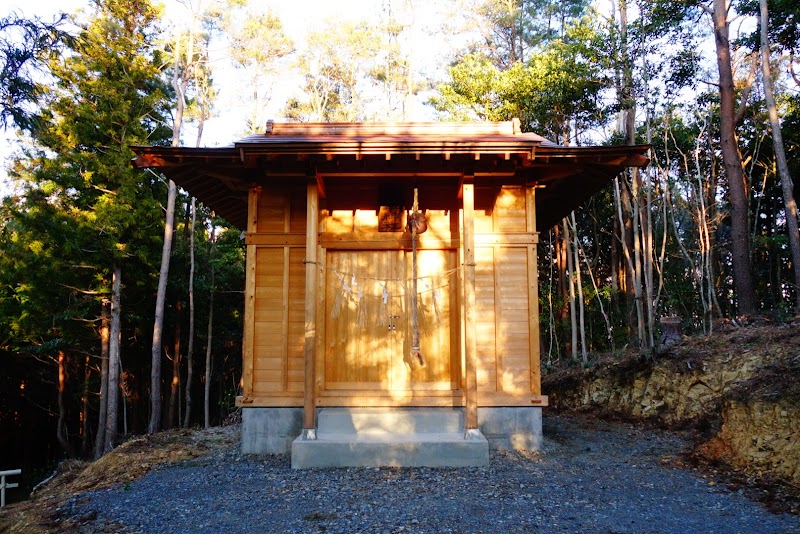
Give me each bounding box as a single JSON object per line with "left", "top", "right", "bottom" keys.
{"left": 697, "top": 399, "right": 800, "bottom": 484}
{"left": 543, "top": 323, "right": 800, "bottom": 486}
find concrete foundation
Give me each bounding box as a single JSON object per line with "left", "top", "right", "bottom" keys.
{"left": 241, "top": 407, "right": 303, "bottom": 455}
{"left": 241, "top": 406, "right": 543, "bottom": 459}
{"left": 478, "top": 407, "right": 543, "bottom": 451}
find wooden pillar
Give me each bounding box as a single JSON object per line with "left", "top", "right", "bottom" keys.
{"left": 303, "top": 180, "right": 319, "bottom": 434}
{"left": 241, "top": 186, "right": 260, "bottom": 398}
{"left": 462, "top": 179, "right": 478, "bottom": 430}
{"left": 526, "top": 186, "right": 541, "bottom": 397}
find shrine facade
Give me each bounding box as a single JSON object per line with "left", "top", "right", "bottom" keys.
{"left": 133, "top": 120, "right": 648, "bottom": 467}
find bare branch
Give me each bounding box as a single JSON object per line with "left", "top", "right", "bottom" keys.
{"left": 734, "top": 53, "right": 759, "bottom": 125}
{"left": 59, "top": 284, "right": 110, "bottom": 296}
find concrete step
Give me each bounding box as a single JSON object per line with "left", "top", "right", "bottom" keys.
{"left": 316, "top": 407, "right": 464, "bottom": 435}
{"left": 292, "top": 408, "right": 489, "bottom": 468}
{"left": 291, "top": 430, "right": 489, "bottom": 468}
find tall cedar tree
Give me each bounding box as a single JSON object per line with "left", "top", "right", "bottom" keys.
{"left": 7, "top": 0, "right": 170, "bottom": 454}
{"left": 708, "top": 0, "right": 757, "bottom": 314}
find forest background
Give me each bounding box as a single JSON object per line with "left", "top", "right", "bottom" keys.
{"left": 1, "top": 0, "right": 798, "bottom": 498}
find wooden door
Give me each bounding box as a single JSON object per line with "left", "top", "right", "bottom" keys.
{"left": 323, "top": 249, "right": 459, "bottom": 395}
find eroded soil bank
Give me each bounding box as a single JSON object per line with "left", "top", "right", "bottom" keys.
{"left": 543, "top": 322, "right": 800, "bottom": 496}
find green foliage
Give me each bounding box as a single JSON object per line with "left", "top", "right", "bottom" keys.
{"left": 781, "top": 95, "right": 800, "bottom": 194}
{"left": 428, "top": 53, "right": 505, "bottom": 121}
{"left": 737, "top": 0, "right": 800, "bottom": 53}
{"left": 9, "top": 0, "right": 173, "bottom": 310}
{"left": 431, "top": 12, "right": 606, "bottom": 142}
{"left": 228, "top": 11, "right": 293, "bottom": 69}
{"left": 512, "top": 22, "right": 607, "bottom": 140}
{"left": 468, "top": 0, "right": 589, "bottom": 67}
{"left": 0, "top": 12, "right": 72, "bottom": 131}
{"left": 161, "top": 1, "right": 221, "bottom": 145}
{"left": 282, "top": 20, "right": 387, "bottom": 122}
{"left": 224, "top": 6, "right": 292, "bottom": 132}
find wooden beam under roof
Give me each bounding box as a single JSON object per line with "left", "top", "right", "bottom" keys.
{"left": 131, "top": 121, "right": 649, "bottom": 231}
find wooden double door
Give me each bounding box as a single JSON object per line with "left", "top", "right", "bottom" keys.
{"left": 323, "top": 249, "right": 461, "bottom": 396}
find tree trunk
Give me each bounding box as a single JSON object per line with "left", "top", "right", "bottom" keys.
{"left": 620, "top": 177, "right": 636, "bottom": 334}
{"left": 760, "top": 0, "right": 800, "bottom": 312}
{"left": 182, "top": 19, "right": 210, "bottom": 423}
{"left": 615, "top": 176, "right": 645, "bottom": 347}
{"left": 711, "top": 0, "right": 756, "bottom": 314}
{"left": 574, "top": 219, "right": 614, "bottom": 350}
{"left": 618, "top": 0, "right": 635, "bottom": 146}
{"left": 618, "top": 0, "right": 642, "bottom": 342}
{"left": 150, "top": 24, "right": 193, "bottom": 434}
{"left": 563, "top": 218, "right": 578, "bottom": 359}
{"left": 104, "top": 265, "right": 122, "bottom": 454}
{"left": 94, "top": 298, "right": 110, "bottom": 459}
{"left": 611, "top": 213, "right": 621, "bottom": 295}
{"left": 148, "top": 178, "right": 176, "bottom": 435}
{"left": 642, "top": 175, "right": 656, "bottom": 349}
{"left": 554, "top": 223, "right": 568, "bottom": 320}
{"left": 183, "top": 197, "right": 197, "bottom": 428}
{"left": 697, "top": 150, "right": 715, "bottom": 332}
{"left": 56, "top": 351, "right": 72, "bottom": 456}
{"left": 166, "top": 299, "right": 182, "bottom": 429}
{"left": 204, "top": 262, "right": 215, "bottom": 429}
{"left": 642, "top": 107, "right": 657, "bottom": 350}
{"left": 81, "top": 353, "right": 91, "bottom": 456}
{"left": 570, "top": 213, "right": 587, "bottom": 362}
{"left": 631, "top": 169, "right": 647, "bottom": 349}
{"left": 546, "top": 230, "right": 558, "bottom": 363}
{"left": 704, "top": 141, "right": 725, "bottom": 319}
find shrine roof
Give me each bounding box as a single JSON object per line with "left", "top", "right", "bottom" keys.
{"left": 132, "top": 120, "right": 649, "bottom": 230}
{"left": 231, "top": 119, "right": 558, "bottom": 150}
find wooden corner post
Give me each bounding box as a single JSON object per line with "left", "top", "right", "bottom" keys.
{"left": 462, "top": 178, "right": 478, "bottom": 430}
{"left": 526, "top": 185, "right": 541, "bottom": 397}
{"left": 242, "top": 186, "right": 261, "bottom": 399}
{"left": 303, "top": 179, "right": 319, "bottom": 436}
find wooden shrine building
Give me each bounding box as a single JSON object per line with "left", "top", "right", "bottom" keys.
{"left": 133, "top": 120, "right": 648, "bottom": 467}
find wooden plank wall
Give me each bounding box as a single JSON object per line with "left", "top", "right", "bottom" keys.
{"left": 241, "top": 183, "right": 541, "bottom": 407}
{"left": 248, "top": 184, "right": 307, "bottom": 403}
{"left": 474, "top": 186, "right": 539, "bottom": 405}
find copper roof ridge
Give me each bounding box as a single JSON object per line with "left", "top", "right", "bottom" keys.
{"left": 261, "top": 119, "right": 523, "bottom": 137}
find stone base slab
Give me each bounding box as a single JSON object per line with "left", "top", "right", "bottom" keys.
{"left": 291, "top": 431, "right": 489, "bottom": 468}
{"left": 241, "top": 406, "right": 543, "bottom": 457}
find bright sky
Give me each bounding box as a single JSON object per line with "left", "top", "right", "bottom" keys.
{"left": 1, "top": 0, "right": 456, "bottom": 197}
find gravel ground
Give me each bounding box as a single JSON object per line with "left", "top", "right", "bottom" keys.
{"left": 61, "top": 415, "right": 800, "bottom": 533}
